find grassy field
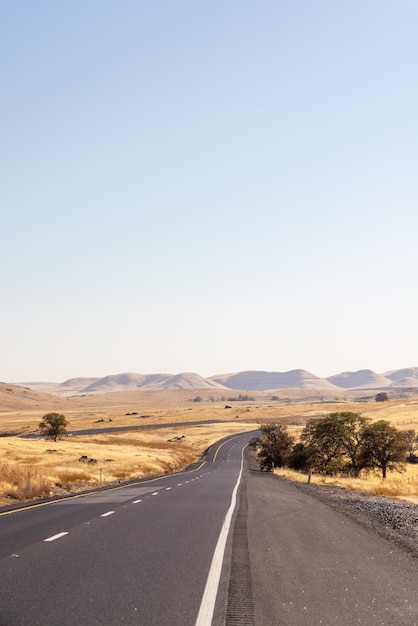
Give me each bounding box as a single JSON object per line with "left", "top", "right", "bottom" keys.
{"left": 273, "top": 464, "right": 418, "bottom": 504}
{"left": 0, "top": 422, "right": 255, "bottom": 506}
{"left": 270, "top": 398, "right": 418, "bottom": 504}
{"left": 1, "top": 383, "right": 418, "bottom": 507}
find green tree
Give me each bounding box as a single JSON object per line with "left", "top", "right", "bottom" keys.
{"left": 257, "top": 423, "right": 294, "bottom": 471}
{"left": 39, "top": 412, "right": 68, "bottom": 442}
{"left": 403, "top": 429, "right": 418, "bottom": 462}
{"left": 335, "top": 412, "right": 372, "bottom": 476}
{"left": 361, "top": 420, "right": 409, "bottom": 479}
{"left": 301, "top": 416, "right": 343, "bottom": 474}
{"left": 375, "top": 392, "right": 389, "bottom": 402}
{"left": 301, "top": 412, "right": 371, "bottom": 476}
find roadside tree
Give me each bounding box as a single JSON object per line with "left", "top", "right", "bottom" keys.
{"left": 257, "top": 423, "right": 294, "bottom": 471}
{"left": 301, "top": 412, "right": 371, "bottom": 476}
{"left": 39, "top": 412, "right": 68, "bottom": 442}
{"left": 361, "top": 420, "right": 409, "bottom": 479}
{"left": 402, "top": 429, "right": 418, "bottom": 463}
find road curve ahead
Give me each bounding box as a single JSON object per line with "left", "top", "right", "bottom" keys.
{"left": 2, "top": 435, "right": 418, "bottom": 625}
{"left": 0, "top": 433, "right": 253, "bottom": 626}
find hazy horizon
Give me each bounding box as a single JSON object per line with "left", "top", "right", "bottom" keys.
{"left": 2, "top": 2, "right": 417, "bottom": 383}
{"left": 10, "top": 363, "right": 418, "bottom": 386}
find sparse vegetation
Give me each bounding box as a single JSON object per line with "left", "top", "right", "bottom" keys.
{"left": 38, "top": 412, "right": 68, "bottom": 441}
{"left": 255, "top": 412, "right": 410, "bottom": 481}
{"left": 227, "top": 394, "right": 255, "bottom": 402}
{"left": 273, "top": 464, "right": 418, "bottom": 501}
{"left": 3, "top": 385, "right": 418, "bottom": 506}
{"left": 0, "top": 422, "right": 256, "bottom": 505}
{"left": 1, "top": 462, "right": 51, "bottom": 501}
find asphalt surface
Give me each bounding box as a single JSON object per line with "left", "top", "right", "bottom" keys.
{"left": 0, "top": 433, "right": 252, "bottom": 625}
{"left": 245, "top": 459, "right": 418, "bottom": 625}
{"left": 1, "top": 436, "right": 418, "bottom": 625}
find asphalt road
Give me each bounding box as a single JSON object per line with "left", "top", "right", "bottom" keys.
{"left": 21, "top": 419, "right": 228, "bottom": 438}
{"left": 1, "top": 435, "right": 418, "bottom": 625}
{"left": 0, "top": 433, "right": 253, "bottom": 625}
{"left": 245, "top": 464, "right": 418, "bottom": 625}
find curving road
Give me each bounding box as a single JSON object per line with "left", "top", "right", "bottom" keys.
{"left": 0, "top": 433, "right": 252, "bottom": 625}
{"left": 1, "top": 433, "right": 418, "bottom": 625}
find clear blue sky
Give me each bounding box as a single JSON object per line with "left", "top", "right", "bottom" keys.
{"left": 1, "top": 1, "right": 417, "bottom": 382}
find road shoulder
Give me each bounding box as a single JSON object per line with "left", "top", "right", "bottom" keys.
{"left": 245, "top": 456, "right": 418, "bottom": 625}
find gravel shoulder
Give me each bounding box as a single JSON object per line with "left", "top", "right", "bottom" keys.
{"left": 245, "top": 452, "right": 418, "bottom": 625}
{"left": 247, "top": 450, "right": 418, "bottom": 559}
{"left": 291, "top": 479, "right": 418, "bottom": 558}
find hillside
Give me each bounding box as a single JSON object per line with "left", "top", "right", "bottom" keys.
{"left": 209, "top": 370, "right": 340, "bottom": 391}
{"left": 326, "top": 370, "right": 394, "bottom": 390}
{"left": 0, "top": 382, "right": 72, "bottom": 412}
{"left": 384, "top": 367, "right": 418, "bottom": 387}
{"left": 16, "top": 366, "right": 418, "bottom": 396}
{"left": 21, "top": 372, "right": 228, "bottom": 396}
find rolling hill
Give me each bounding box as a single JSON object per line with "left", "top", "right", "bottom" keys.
{"left": 384, "top": 367, "right": 418, "bottom": 387}
{"left": 326, "top": 369, "right": 394, "bottom": 390}
{"left": 209, "top": 369, "right": 340, "bottom": 391}
{"left": 15, "top": 366, "right": 418, "bottom": 396}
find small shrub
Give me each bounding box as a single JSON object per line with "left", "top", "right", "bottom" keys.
{"left": 6, "top": 482, "right": 50, "bottom": 501}
{"left": 57, "top": 471, "right": 92, "bottom": 484}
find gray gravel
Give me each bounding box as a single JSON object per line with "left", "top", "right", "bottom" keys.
{"left": 290, "top": 478, "right": 418, "bottom": 557}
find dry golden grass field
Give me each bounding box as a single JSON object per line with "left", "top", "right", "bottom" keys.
{"left": 273, "top": 465, "right": 418, "bottom": 504}
{"left": 1, "top": 382, "right": 418, "bottom": 507}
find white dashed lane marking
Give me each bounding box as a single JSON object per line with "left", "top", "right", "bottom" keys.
{"left": 33, "top": 453, "right": 232, "bottom": 556}
{"left": 44, "top": 532, "right": 68, "bottom": 542}
{"left": 29, "top": 470, "right": 219, "bottom": 553}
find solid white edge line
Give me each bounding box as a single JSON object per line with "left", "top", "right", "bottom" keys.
{"left": 195, "top": 444, "right": 246, "bottom": 626}
{"left": 44, "top": 532, "right": 68, "bottom": 542}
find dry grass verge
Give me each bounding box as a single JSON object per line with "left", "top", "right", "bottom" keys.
{"left": 273, "top": 463, "right": 418, "bottom": 504}
{"left": 0, "top": 422, "right": 256, "bottom": 506}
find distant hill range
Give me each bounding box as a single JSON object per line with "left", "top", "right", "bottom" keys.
{"left": 18, "top": 367, "right": 418, "bottom": 396}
